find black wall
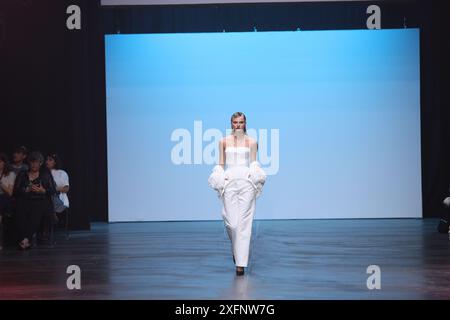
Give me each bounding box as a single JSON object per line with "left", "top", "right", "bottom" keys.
{"left": 0, "top": 1, "right": 449, "bottom": 228}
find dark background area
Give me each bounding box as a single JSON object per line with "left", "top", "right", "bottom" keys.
{"left": 0, "top": 0, "right": 448, "bottom": 229}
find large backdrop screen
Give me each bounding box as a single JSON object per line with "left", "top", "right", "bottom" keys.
{"left": 105, "top": 29, "right": 421, "bottom": 222}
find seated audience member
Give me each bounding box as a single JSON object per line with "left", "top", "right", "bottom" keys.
{"left": 13, "top": 151, "right": 56, "bottom": 250}
{"left": 46, "top": 153, "right": 70, "bottom": 219}
{"left": 0, "top": 153, "right": 16, "bottom": 250}
{"left": 11, "top": 146, "right": 29, "bottom": 175}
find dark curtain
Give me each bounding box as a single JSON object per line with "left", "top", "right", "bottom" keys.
{"left": 419, "top": 1, "right": 450, "bottom": 217}
{"left": 0, "top": 0, "right": 107, "bottom": 229}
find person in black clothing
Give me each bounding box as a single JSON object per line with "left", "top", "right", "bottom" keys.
{"left": 437, "top": 184, "right": 450, "bottom": 234}
{"left": 11, "top": 146, "right": 29, "bottom": 175}
{"left": 13, "top": 151, "right": 56, "bottom": 249}
{"left": 0, "top": 153, "right": 16, "bottom": 250}
{"left": 0, "top": 153, "right": 15, "bottom": 216}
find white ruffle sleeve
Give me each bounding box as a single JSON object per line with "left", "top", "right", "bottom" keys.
{"left": 248, "top": 161, "right": 266, "bottom": 198}
{"left": 208, "top": 162, "right": 267, "bottom": 199}
{"left": 208, "top": 165, "right": 226, "bottom": 198}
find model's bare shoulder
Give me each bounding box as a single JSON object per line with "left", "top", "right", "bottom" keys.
{"left": 220, "top": 136, "right": 230, "bottom": 148}
{"left": 222, "top": 135, "right": 234, "bottom": 145}
{"left": 247, "top": 136, "right": 258, "bottom": 147}
{"left": 225, "top": 134, "right": 235, "bottom": 140}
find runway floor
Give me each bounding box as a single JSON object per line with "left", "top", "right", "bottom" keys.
{"left": 0, "top": 219, "right": 449, "bottom": 299}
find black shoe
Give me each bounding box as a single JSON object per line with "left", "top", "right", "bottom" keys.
{"left": 437, "top": 219, "right": 449, "bottom": 233}
{"left": 236, "top": 268, "right": 244, "bottom": 276}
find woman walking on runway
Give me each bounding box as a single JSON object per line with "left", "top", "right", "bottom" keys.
{"left": 209, "top": 112, "right": 266, "bottom": 276}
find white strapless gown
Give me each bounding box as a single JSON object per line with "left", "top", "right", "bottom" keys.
{"left": 222, "top": 147, "right": 256, "bottom": 268}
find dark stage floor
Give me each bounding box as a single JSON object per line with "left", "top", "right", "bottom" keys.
{"left": 1, "top": 219, "right": 449, "bottom": 299}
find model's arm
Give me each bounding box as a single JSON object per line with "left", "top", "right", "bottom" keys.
{"left": 250, "top": 139, "right": 258, "bottom": 162}
{"left": 219, "top": 139, "right": 226, "bottom": 169}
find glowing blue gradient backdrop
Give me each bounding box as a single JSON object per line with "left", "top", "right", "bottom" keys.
{"left": 105, "top": 29, "right": 421, "bottom": 222}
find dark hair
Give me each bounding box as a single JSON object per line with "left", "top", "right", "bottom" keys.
{"left": 27, "top": 151, "right": 44, "bottom": 164}
{"left": 13, "top": 146, "right": 28, "bottom": 155}
{"left": 0, "top": 153, "right": 11, "bottom": 178}
{"left": 46, "top": 152, "right": 63, "bottom": 170}
{"left": 230, "top": 112, "right": 247, "bottom": 133}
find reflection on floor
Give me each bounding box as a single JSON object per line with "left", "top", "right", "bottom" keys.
{"left": 1, "top": 219, "right": 449, "bottom": 299}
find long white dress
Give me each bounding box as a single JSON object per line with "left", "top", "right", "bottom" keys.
{"left": 222, "top": 146, "right": 256, "bottom": 268}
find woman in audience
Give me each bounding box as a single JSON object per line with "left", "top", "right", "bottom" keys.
{"left": 46, "top": 153, "right": 70, "bottom": 219}
{"left": 14, "top": 151, "right": 56, "bottom": 250}
{"left": 0, "top": 153, "right": 16, "bottom": 250}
